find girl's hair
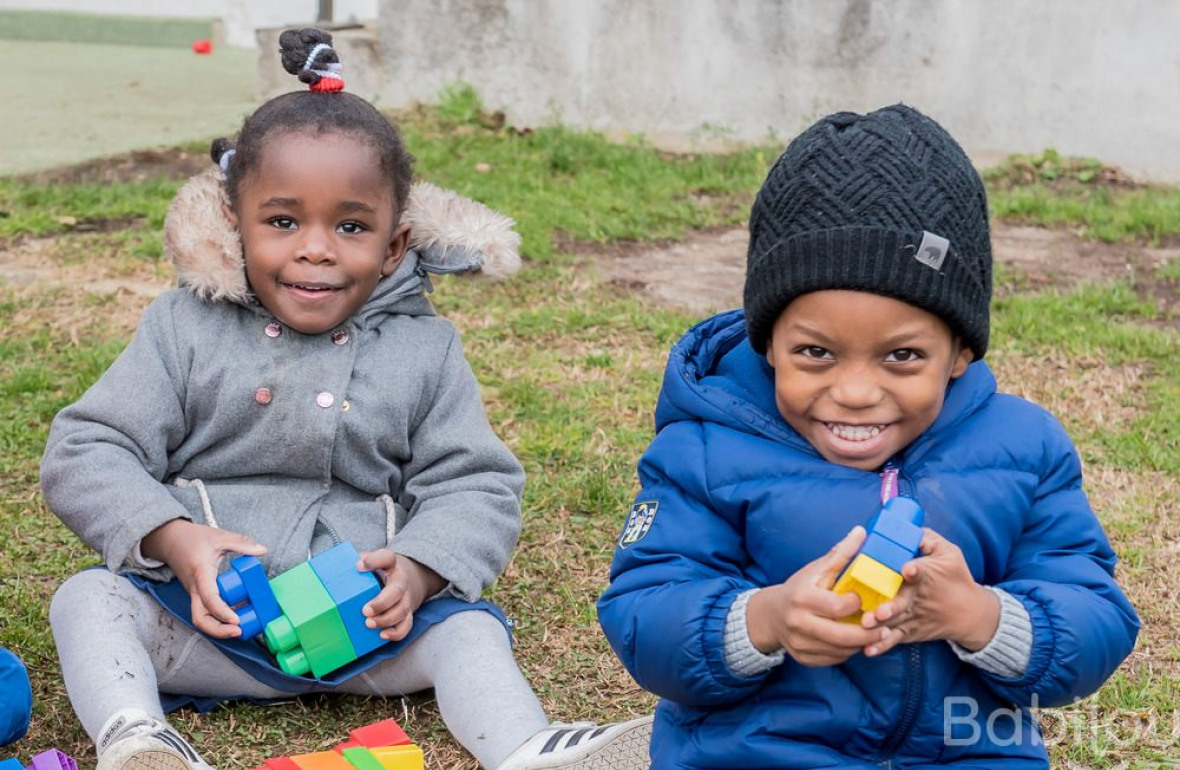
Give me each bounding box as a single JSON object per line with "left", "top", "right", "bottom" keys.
{"left": 210, "top": 28, "right": 414, "bottom": 217}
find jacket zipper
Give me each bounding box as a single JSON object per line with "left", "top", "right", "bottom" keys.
{"left": 875, "top": 462, "right": 923, "bottom": 760}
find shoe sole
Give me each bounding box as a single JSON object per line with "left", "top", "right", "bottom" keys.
{"left": 100, "top": 746, "right": 193, "bottom": 770}
{"left": 529, "top": 718, "right": 652, "bottom": 770}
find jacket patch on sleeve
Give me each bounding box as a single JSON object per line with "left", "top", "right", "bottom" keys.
{"left": 618, "top": 501, "right": 658, "bottom": 549}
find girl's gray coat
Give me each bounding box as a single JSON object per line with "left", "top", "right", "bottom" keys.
{"left": 41, "top": 171, "right": 525, "bottom": 601}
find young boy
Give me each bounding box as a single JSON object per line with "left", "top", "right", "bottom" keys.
{"left": 597, "top": 104, "right": 1140, "bottom": 768}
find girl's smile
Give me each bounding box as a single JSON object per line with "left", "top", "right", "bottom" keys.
{"left": 229, "top": 130, "right": 410, "bottom": 335}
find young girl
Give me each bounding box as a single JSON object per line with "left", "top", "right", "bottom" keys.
{"left": 597, "top": 105, "right": 1139, "bottom": 768}
{"left": 41, "top": 28, "right": 649, "bottom": 770}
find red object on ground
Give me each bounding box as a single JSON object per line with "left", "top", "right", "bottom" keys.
{"left": 192, "top": 39, "right": 213, "bottom": 55}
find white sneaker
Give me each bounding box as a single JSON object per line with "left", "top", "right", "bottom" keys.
{"left": 495, "top": 716, "right": 652, "bottom": 770}
{"left": 96, "top": 710, "right": 215, "bottom": 770}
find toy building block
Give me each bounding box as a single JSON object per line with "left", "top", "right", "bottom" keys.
{"left": 368, "top": 745, "right": 424, "bottom": 770}
{"left": 307, "top": 543, "right": 385, "bottom": 659}
{"left": 264, "top": 562, "right": 357, "bottom": 677}
{"left": 332, "top": 719, "right": 412, "bottom": 752}
{"left": 289, "top": 752, "right": 355, "bottom": 770}
{"left": 339, "top": 748, "right": 385, "bottom": 770}
{"left": 0, "top": 759, "right": 23, "bottom": 770}
{"left": 217, "top": 555, "right": 283, "bottom": 639}
{"left": 263, "top": 758, "right": 302, "bottom": 770}
{"left": 27, "top": 750, "right": 79, "bottom": 770}
{"left": 834, "top": 497, "right": 925, "bottom": 622}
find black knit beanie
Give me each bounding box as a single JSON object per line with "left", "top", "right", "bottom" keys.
{"left": 744, "top": 104, "right": 992, "bottom": 358}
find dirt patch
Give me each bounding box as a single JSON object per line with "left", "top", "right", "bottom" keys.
{"left": 18, "top": 148, "right": 211, "bottom": 185}
{"left": 595, "top": 224, "right": 1180, "bottom": 325}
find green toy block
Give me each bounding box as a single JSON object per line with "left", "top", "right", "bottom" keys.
{"left": 340, "top": 748, "right": 386, "bottom": 770}
{"left": 264, "top": 562, "right": 357, "bottom": 677}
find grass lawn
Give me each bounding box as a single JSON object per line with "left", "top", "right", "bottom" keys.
{"left": 1, "top": 99, "right": 1177, "bottom": 768}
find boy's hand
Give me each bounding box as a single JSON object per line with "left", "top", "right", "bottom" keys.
{"left": 357, "top": 549, "right": 446, "bottom": 643}
{"left": 861, "top": 528, "right": 1000, "bottom": 656}
{"left": 746, "top": 526, "right": 889, "bottom": 667}
{"left": 141, "top": 519, "right": 267, "bottom": 640}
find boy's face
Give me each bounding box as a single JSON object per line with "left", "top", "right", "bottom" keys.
{"left": 765, "top": 290, "right": 973, "bottom": 471}
{"left": 231, "top": 130, "right": 410, "bottom": 335}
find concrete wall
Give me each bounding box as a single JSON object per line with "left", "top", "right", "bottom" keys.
{"left": 374, "top": 0, "right": 1180, "bottom": 182}
{"left": 0, "top": 0, "right": 378, "bottom": 47}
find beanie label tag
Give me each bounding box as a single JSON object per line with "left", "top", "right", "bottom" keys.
{"left": 914, "top": 231, "right": 949, "bottom": 271}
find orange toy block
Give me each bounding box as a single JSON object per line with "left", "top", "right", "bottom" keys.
{"left": 369, "top": 745, "right": 424, "bottom": 770}
{"left": 289, "top": 752, "right": 355, "bottom": 770}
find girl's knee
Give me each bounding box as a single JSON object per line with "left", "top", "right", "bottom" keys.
{"left": 49, "top": 570, "right": 135, "bottom": 629}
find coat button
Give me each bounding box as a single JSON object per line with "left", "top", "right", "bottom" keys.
{"left": 316, "top": 391, "right": 335, "bottom": 408}
{"left": 331, "top": 329, "right": 349, "bottom": 345}
{"left": 265, "top": 323, "right": 282, "bottom": 338}
{"left": 254, "top": 387, "right": 273, "bottom": 405}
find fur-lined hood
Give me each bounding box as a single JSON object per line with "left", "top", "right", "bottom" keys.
{"left": 163, "top": 169, "right": 521, "bottom": 305}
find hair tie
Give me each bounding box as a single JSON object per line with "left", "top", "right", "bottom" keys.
{"left": 303, "top": 42, "right": 345, "bottom": 93}
{"left": 218, "top": 148, "right": 236, "bottom": 178}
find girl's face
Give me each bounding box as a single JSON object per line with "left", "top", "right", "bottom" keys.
{"left": 230, "top": 130, "right": 410, "bottom": 334}
{"left": 765, "top": 290, "right": 973, "bottom": 471}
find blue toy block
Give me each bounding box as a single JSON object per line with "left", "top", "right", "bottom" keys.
{"left": 859, "top": 532, "right": 920, "bottom": 574}
{"left": 217, "top": 555, "right": 283, "bottom": 639}
{"left": 0, "top": 759, "right": 23, "bottom": 770}
{"left": 864, "top": 497, "right": 925, "bottom": 553}
{"left": 308, "top": 543, "right": 386, "bottom": 658}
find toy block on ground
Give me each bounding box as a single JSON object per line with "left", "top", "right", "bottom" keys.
{"left": 339, "top": 748, "right": 385, "bottom": 770}
{"left": 217, "top": 555, "right": 283, "bottom": 639}
{"left": 27, "top": 751, "right": 78, "bottom": 770}
{"left": 263, "top": 758, "right": 302, "bottom": 770}
{"left": 289, "top": 752, "right": 354, "bottom": 770}
{"left": 264, "top": 562, "right": 357, "bottom": 677}
{"left": 835, "top": 497, "right": 926, "bottom": 622}
{"left": 333, "top": 719, "right": 412, "bottom": 752}
{"left": 308, "top": 543, "right": 385, "bottom": 658}
{"left": 0, "top": 759, "right": 23, "bottom": 770}
{"left": 369, "top": 745, "right": 424, "bottom": 770}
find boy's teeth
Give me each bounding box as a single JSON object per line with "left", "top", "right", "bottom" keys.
{"left": 828, "top": 423, "right": 882, "bottom": 441}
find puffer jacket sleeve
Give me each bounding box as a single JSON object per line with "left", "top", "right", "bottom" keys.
{"left": 391, "top": 327, "right": 524, "bottom": 602}
{"left": 984, "top": 409, "right": 1139, "bottom": 707}
{"left": 598, "top": 421, "right": 769, "bottom": 708}
{"left": 40, "top": 295, "right": 193, "bottom": 579}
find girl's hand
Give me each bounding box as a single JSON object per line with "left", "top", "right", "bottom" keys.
{"left": 746, "top": 526, "right": 889, "bottom": 667}
{"left": 861, "top": 528, "right": 1000, "bottom": 656}
{"left": 141, "top": 519, "right": 267, "bottom": 639}
{"left": 357, "top": 549, "right": 446, "bottom": 643}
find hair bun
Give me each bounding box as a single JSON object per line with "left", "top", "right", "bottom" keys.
{"left": 278, "top": 28, "right": 345, "bottom": 93}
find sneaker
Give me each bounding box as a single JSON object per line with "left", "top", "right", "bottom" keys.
{"left": 495, "top": 715, "right": 652, "bottom": 770}
{"left": 96, "top": 710, "right": 214, "bottom": 770}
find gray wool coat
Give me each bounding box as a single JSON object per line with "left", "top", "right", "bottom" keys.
{"left": 40, "top": 173, "right": 525, "bottom": 602}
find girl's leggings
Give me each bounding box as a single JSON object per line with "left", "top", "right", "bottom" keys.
{"left": 50, "top": 569, "right": 547, "bottom": 768}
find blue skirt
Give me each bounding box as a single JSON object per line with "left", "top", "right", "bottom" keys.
{"left": 124, "top": 572, "right": 510, "bottom": 713}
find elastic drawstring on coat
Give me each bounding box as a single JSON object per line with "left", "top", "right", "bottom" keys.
{"left": 174, "top": 477, "right": 218, "bottom": 529}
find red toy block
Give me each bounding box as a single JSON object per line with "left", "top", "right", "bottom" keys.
{"left": 338, "top": 719, "right": 411, "bottom": 749}
{"left": 264, "top": 758, "right": 301, "bottom": 770}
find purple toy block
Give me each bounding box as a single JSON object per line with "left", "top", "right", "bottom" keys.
{"left": 28, "top": 750, "right": 79, "bottom": 770}
{"left": 217, "top": 555, "right": 283, "bottom": 639}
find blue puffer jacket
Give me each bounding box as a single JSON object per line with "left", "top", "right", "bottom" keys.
{"left": 598, "top": 310, "right": 1139, "bottom": 769}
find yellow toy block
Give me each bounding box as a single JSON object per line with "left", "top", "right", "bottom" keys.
{"left": 289, "top": 752, "right": 355, "bottom": 770}
{"left": 369, "top": 745, "right": 424, "bottom": 770}
{"left": 833, "top": 553, "right": 903, "bottom": 622}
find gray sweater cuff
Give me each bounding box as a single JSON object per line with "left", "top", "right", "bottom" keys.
{"left": 948, "top": 586, "right": 1032, "bottom": 678}
{"left": 724, "top": 588, "right": 785, "bottom": 677}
